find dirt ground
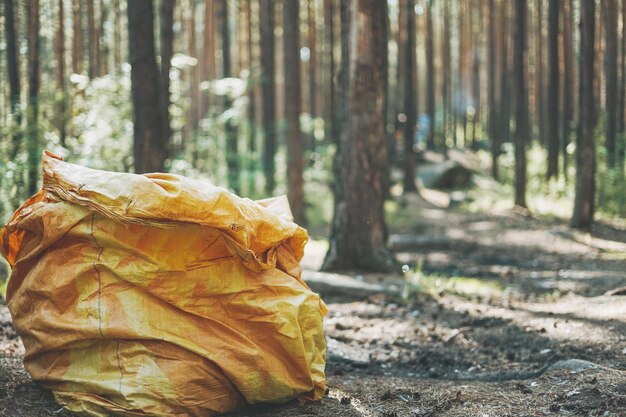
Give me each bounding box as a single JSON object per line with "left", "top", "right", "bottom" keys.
{"left": 1, "top": 186, "right": 625, "bottom": 416}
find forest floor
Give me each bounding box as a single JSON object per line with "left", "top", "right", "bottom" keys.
{"left": 1, "top": 163, "right": 626, "bottom": 416}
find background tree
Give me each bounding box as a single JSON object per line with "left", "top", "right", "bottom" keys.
{"left": 603, "top": 0, "right": 618, "bottom": 168}
{"left": 26, "top": 0, "right": 40, "bottom": 195}
{"left": 513, "top": 0, "right": 528, "bottom": 208}
{"left": 323, "top": 0, "right": 395, "bottom": 272}
{"left": 283, "top": 0, "right": 305, "bottom": 225}
{"left": 403, "top": 0, "right": 417, "bottom": 193}
{"left": 159, "top": 0, "right": 174, "bottom": 150}
{"left": 128, "top": 0, "right": 166, "bottom": 173}
{"left": 260, "top": 0, "right": 276, "bottom": 194}
{"left": 572, "top": 0, "right": 596, "bottom": 231}
{"left": 4, "top": 0, "right": 21, "bottom": 160}
{"left": 425, "top": 0, "right": 435, "bottom": 149}
{"left": 546, "top": 0, "right": 559, "bottom": 179}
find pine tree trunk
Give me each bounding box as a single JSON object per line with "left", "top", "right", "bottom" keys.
{"left": 221, "top": 0, "right": 239, "bottom": 194}
{"left": 128, "top": 0, "right": 166, "bottom": 174}
{"left": 260, "top": 0, "right": 276, "bottom": 194}
{"left": 426, "top": 0, "right": 435, "bottom": 149}
{"left": 322, "top": 0, "right": 395, "bottom": 273}
{"left": 56, "top": 0, "right": 67, "bottom": 147}
{"left": 283, "top": 0, "right": 305, "bottom": 225}
{"left": 535, "top": 0, "right": 545, "bottom": 144}
{"left": 572, "top": 0, "right": 596, "bottom": 231}
{"left": 603, "top": 0, "right": 618, "bottom": 168}
{"left": 323, "top": 0, "right": 336, "bottom": 145}
{"left": 562, "top": 0, "right": 573, "bottom": 177}
{"left": 308, "top": 0, "right": 317, "bottom": 120}
{"left": 546, "top": 0, "right": 560, "bottom": 179}
{"left": 87, "top": 0, "right": 97, "bottom": 78}
{"left": 500, "top": 0, "right": 512, "bottom": 145}
{"left": 98, "top": 0, "right": 107, "bottom": 75}
{"left": 441, "top": 0, "right": 451, "bottom": 149}
{"left": 513, "top": 0, "right": 528, "bottom": 208}
{"left": 489, "top": 0, "right": 499, "bottom": 179}
{"left": 26, "top": 0, "right": 40, "bottom": 195}
{"left": 72, "top": 0, "right": 83, "bottom": 75}
{"left": 159, "top": 0, "right": 174, "bottom": 151}
{"left": 113, "top": 0, "right": 121, "bottom": 72}
{"left": 403, "top": 0, "right": 417, "bottom": 193}
{"left": 200, "top": 0, "right": 215, "bottom": 120}
{"left": 4, "top": 0, "right": 21, "bottom": 159}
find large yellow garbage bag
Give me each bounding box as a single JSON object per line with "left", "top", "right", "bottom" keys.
{"left": 0, "top": 151, "right": 327, "bottom": 417}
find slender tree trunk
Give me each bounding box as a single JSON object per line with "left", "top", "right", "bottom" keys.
{"left": 619, "top": 0, "right": 626, "bottom": 169}
{"left": 562, "top": 0, "right": 573, "bottom": 177}
{"left": 322, "top": 0, "right": 395, "bottom": 273}
{"left": 128, "top": 0, "right": 166, "bottom": 173}
{"left": 441, "top": 0, "right": 451, "bottom": 149}
{"left": 200, "top": 0, "right": 215, "bottom": 120}
{"left": 56, "top": 0, "right": 67, "bottom": 147}
{"left": 218, "top": 0, "right": 239, "bottom": 194}
{"left": 113, "top": 0, "right": 121, "bottom": 72}
{"left": 572, "top": 0, "right": 596, "bottom": 231}
{"left": 603, "top": 0, "right": 618, "bottom": 168}
{"left": 426, "top": 0, "right": 435, "bottom": 149}
{"left": 5, "top": 0, "right": 21, "bottom": 159}
{"left": 246, "top": 0, "right": 257, "bottom": 195}
{"left": 470, "top": 1, "right": 481, "bottom": 150}
{"left": 308, "top": 0, "right": 317, "bottom": 119}
{"left": 489, "top": 0, "right": 499, "bottom": 179}
{"left": 396, "top": 0, "right": 407, "bottom": 143}
{"left": 159, "top": 0, "right": 174, "bottom": 154}
{"left": 72, "top": 0, "right": 83, "bottom": 75}
{"left": 324, "top": 0, "right": 336, "bottom": 145}
{"left": 99, "top": 0, "right": 107, "bottom": 75}
{"left": 87, "top": 0, "right": 97, "bottom": 78}
{"left": 513, "top": 0, "right": 528, "bottom": 208}
{"left": 283, "top": 0, "right": 305, "bottom": 224}
{"left": 403, "top": 0, "right": 417, "bottom": 193}
{"left": 500, "top": 0, "right": 512, "bottom": 145}
{"left": 546, "top": 0, "right": 560, "bottom": 178}
{"left": 618, "top": 0, "right": 626, "bottom": 136}
{"left": 535, "top": 0, "right": 545, "bottom": 144}
{"left": 26, "top": 0, "right": 40, "bottom": 195}
{"left": 260, "top": 0, "right": 276, "bottom": 194}
{"left": 187, "top": 0, "right": 199, "bottom": 136}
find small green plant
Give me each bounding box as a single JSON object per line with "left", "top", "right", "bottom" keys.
{"left": 402, "top": 259, "right": 504, "bottom": 301}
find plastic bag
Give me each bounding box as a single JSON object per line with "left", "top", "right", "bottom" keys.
{"left": 0, "top": 151, "right": 327, "bottom": 417}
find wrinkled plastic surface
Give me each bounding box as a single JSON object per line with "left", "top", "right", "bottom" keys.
{"left": 0, "top": 151, "right": 327, "bottom": 417}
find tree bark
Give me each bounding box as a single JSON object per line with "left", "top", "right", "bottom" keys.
{"left": 562, "top": 0, "right": 573, "bottom": 177}
{"left": 283, "top": 0, "right": 305, "bottom": 225}
{"left": 535, "top": 0, "right": 545, "bottom": 145}
{"left": 308, "top": 0, "right": 318, "bottom": 119}
{"left": 99, "top": 0, "right": 107, "bottom": 75}
{"left": 128, "top": 0, "right": 166, "bottom": 173}
{"left": 571, "top": 0, "right": 596, "bottom": 231}
{"left": 56, "top": 0, "right": 67, "bottom": 147}
{"left": 220, "top": 0, "right": 240, "bottom": 194}
{"left": 403, "top": 0, "right": 417, "bottom": 193}
{"left": 426, "top": 0, "right": 435, "bottom": 149}
{"left": 4, "top": 0, "right": 21, "bottom": 159}
{"left": 87, "top": 0, "right": 97, "bottom": 78}
{"left": 72, "top": 0, "right": 83, "bottom": 75}
{"left": 441, "top": 0, "right": 451, "bottom": 149}
{"left": 488, "top": 0, "right": 499, "bottom": 179}
{"left": 159, "top": 0, "right": 174, "bottom": 152}
{"left": 603, "top": 0, "right": 618, "bottom": 168}
{"left": 323, "top": 0, "right": 336, "bottom": 145}
{"left": 113, "top": 0, "right": 121, "bottom": 72}
{"left": 26, "top": 0, "right": 40, "bottom": 195}
{"left": 200, "top": 0, "right": 215, "bottom": 120}
{"left": 260, "top": 0, "right": 276, "bottom": 194}
{"left": 513, "top": 0, "right": 528, "bottom": 208}
{"left": 546, "top": 0, "right": 560, "bottom": 179}
{"left": 499, "top": 0, "right": 512, "bottom": 145}
{"left": 322, "top": 0, "right": 396, "bottom": 273}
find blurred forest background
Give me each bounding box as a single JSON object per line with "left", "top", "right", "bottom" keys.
{"left": 0, "top": 0, "right": 624, "bottom": 271}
